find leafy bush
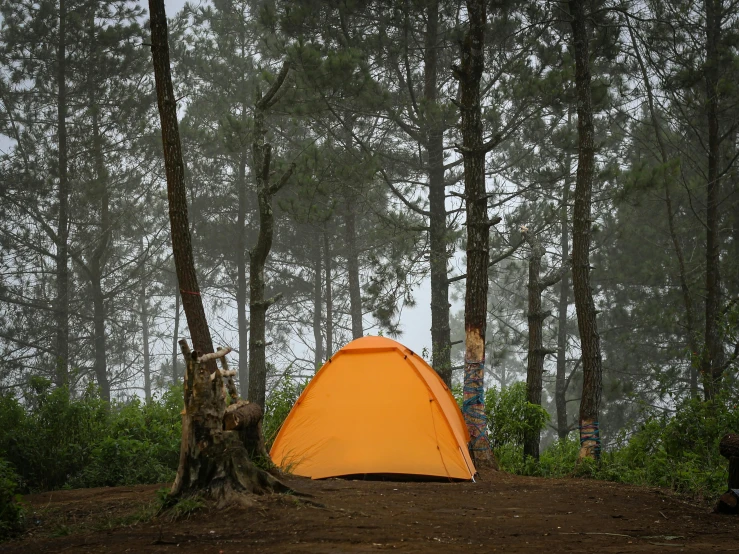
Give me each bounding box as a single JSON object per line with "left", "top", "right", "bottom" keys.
{"left": 263, "top": 370, "right": 308, "bottom": 450}
{"left": 0, "top": 382, "right": 182, "bottom": 492}
{"left": 485, "top": 382, "right": 550, "bottom": 448}
{"left": 0, "top": 459, "right": 25, "bottom": 539}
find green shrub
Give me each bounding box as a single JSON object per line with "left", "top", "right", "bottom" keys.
{"left": 0, "top": 459, "right": 25, "bottom": 539}
{"left": 263, "top": 370, "right": 308, "bottom": 450}
{"left": 485, "top": 382, "right": 550, "bottom": 448}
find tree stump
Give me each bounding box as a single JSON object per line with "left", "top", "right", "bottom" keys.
{"left": 715, "top": 433, "right": 739, "bottom": 515}
{"left": 170, "top": 340, "right": 290, "bottom": 508}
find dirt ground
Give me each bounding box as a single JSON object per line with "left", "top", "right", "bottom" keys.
{"left": 2, "top": 470, "right": 737, "bottom": 553}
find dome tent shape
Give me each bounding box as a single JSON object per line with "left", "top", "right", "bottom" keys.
{"left": 270, "top": 336, "right": 476, "bottom": 480}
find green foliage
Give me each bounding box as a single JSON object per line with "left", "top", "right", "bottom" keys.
{"left": 498, "top": 394, "right": 739, "bottom": 499}
{"left": 263, "top": 369, "right": 308, "bottom": 450}
{"left": 485, "top": 382, "right": 550, "bottom": 448}
{"left": 0, "top": 382, "right": 182, "bottom": 492}
{"left": 0, "top": 459, "right": 25, "bottom": 539}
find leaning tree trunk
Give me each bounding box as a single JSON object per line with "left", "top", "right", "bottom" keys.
{"left": 247, "top": 62, "right": 294, "bottom": 408}
{"left": 148, "top": 0, "right": 288, "bottom": 503}
{"left": 457, "top": 0, "right": 496, "bottom": 467}
{"left": 236, "top": 144, "right": 249, "bottom": 396}
{"left": 569, "top": 0, "right": 604, "bottom": 461}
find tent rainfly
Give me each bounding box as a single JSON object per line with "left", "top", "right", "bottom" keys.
{"left": 269, "top": 336, "right": 477, "bottom": 480}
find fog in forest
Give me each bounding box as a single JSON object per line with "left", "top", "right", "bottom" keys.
{"left": 0, "top": 0, "right": 738, "bottom": 520}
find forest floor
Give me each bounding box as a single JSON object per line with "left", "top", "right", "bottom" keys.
{"left": 3, "top": 469, "right": 737, "bottom": 553}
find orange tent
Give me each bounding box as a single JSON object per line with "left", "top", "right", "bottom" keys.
{"left": 269, "top": 336, "right": 476, "bottom": 480}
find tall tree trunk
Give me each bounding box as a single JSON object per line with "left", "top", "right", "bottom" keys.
{"left": 524, "top": 231, "right": 570, "bottom": 459}
{"left": 569, "top": 0, "right": 603, "bottom": 461}
{"left": 523, "top": 235, "right": 545, "bottom": 460}
{"left": 149, "top": 0, "right": 287, "bottom": 503}
{"left": 556, "top": 157, "right": 572, "bottom": 440}
{"left": 458, "top": 0, "right": 495, "bottom": 467}
{"left": 626, "top": 17, "right": 699, "bottom": 398}
{"left": 425, "top": 0, "right": 452, "bottom": 387}
{"left": 141, "top": 278, "right": 151, "bottom": 403}
{"left": 324, "top": 232, "right": 333, "bottom": 358}
{"left": 88, "top": 13, "right": 111, "bottom": 402}
{"left": 701, "top": 0, "right": 723, "bottom": 400}
{"left": 149, "top": 0, "right": 214, "bottom": 363}
{"left": 313, "top": 238, "right": 323, "bottom": 367}
{"left": 236, "top": 146, "right": 249, "bottom": 396}
{"left": 55, "top": 0, "right": 70, "bottom": 388}
{"left": 344, "top": 200, "right": 363, "bottom": 340}
{"left": 173, "top": 280, "right": 180, "bottom": 385}
{"left": 247, "top": 64, "right": 294, "bottom": 407}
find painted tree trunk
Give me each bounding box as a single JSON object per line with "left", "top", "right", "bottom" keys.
{"left": 568, "top": 0, "right": 603, "bottom": 461}
{"left": 701, "top": 0, "right": 724, "bottom": 400}
{"left": 313, "top": 238, "right": 323, "bottom": 368}
{"left": 458, "top": 0, "right": 494, "bottom": 467}
{"left": 237, "top": 147, "right": 249, "bottom": 396}
{"left": 425, "top": 0, "right": 452, "bottom": 388}
{"left": 55, "top": 0, "right": 70, "bottom": 388}
{"left": 149, "top": 0, "right": 215, "bottom": 364}
{"left": 324, "top": 232, "right": 333, "bottom": 358}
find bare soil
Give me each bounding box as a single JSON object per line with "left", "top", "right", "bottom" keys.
{"left": 3, "top": 470, "right": 737, "bottom": 553}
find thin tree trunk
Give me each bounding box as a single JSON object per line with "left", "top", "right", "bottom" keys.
{"left": 88, "top": 12, "right": 111, "bottom": 402}
{"left": 148, "top": 0, "right": 215, "bottom": 363}
{"left": 569, "top": 0, "right": 603, "bottom": 460}
{"left": 55, "top": 0, "right": 70, "bottom": 388}
{"left": 173, "top": 280, "right": 180, "bottom": 384}
{"left": 247, "top": 63, "right": 294, "bottom": 407}
{"left": 141, "top": 278, "right": 151, "bottom": 403}
{"left": 524, "top": 235, "right": 545, "bottom": 460}
{"left": 324, "top": 232, "right": 333, "bottom": 358}
{"left": 626, "top": 17, "right": 699, "bottom": 398}
{"left": 344, "top": 201, "right": 363, "bottom": 339}
{"left": 237, "top": 146, "right": 249, "bottom": 396}
{"left": 313, "top": 238, "right": 323, "bottom": 367}
{"left": 425, "top": 0, "right": 452, "bottom": 388}
{"left": 701, "top": 0, "right": 723, "bottom": 400}
{"left": 458, "top": 0, "right": 495, "bottom": 467}
{"left": 556, "top": 153, "right": 572, "bottom": 440}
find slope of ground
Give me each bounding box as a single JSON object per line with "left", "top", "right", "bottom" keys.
{"left": 3, "top": 470, "right": 737, "bottom": 553}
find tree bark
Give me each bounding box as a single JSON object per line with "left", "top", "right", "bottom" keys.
{"left": 149, "top": 0, "right": 215, "bottom": 364}
{"left": 556, "top": 146, "right": 572, "bottom": 440}
{"left": 425, "top": 0, "right": 452, "bottom": 388}
{"left": 55, "top": 0, "right": 70, "bottom": 389}
{"left": 569, "top": 0, "right": 603, "bottom": 460}
{"left": 701, "top": 0, "right": 724, "bottom": 400}
{"left": 523, "top": 233, "right": 545, "bottom": 460}
{"left": 458, "top": 0, "right": 495, "bottom": 467}
{"left": 149, "top": 0, "right": 288, "bottom": 503}
{"left": 88, "top": 14, "right": 111, "bottom": 402}
{"left": 173, "top": 279, "right": 180, "bottom": 385}
{"left": 313, "top": 237, "right": 323, "bottom": 367}
{"left": 237, "top": 145, "right": 249, "bottom": 396}
{"left": 324, "top": 231, "right": 333, "bottom": 358}
{"left": 344, "top": 201, "right": 363, "bottom": 339}
{"left": 247, "top": 63, "right": 294, "bottom": 407}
